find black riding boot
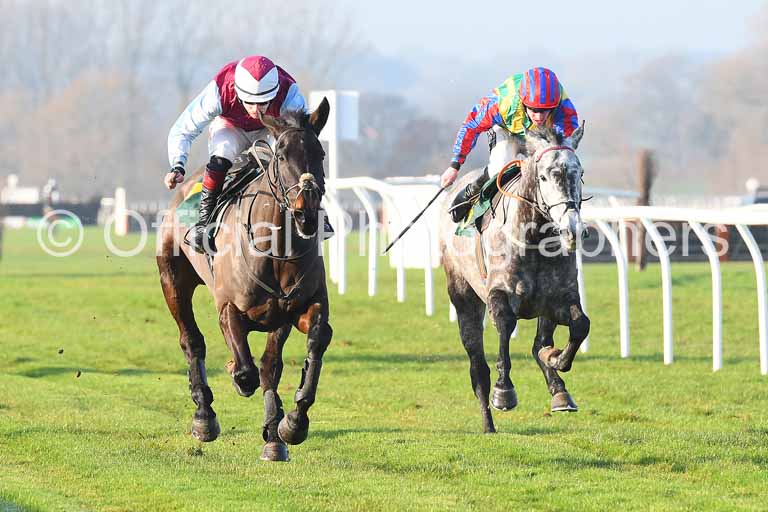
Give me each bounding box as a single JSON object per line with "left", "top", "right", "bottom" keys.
{"left": 449, "top": 168, "right": 489, "bottom": 223}
{"left": 185, "top": 186, "right": 221, "bottom": 254}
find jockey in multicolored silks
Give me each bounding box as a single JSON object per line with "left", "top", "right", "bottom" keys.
{"left": 441, "top": 67, "right": 579, "bottom": 222}
{"left": 164, "top": 55, "right": 331, "bottom": 254}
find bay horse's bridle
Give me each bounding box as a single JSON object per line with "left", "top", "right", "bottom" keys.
{"left": 235, "top": 127, "right": 324, "bottom": 301}
{"left": 249, "top": 128, "right": 322, "bottom": 216}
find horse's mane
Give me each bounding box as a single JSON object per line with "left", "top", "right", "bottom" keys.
{"left": 264, "top": 110, "right": 309, "bottom": 132}
{"left": 526, "top": 126, "right": 565, "bottom": 150}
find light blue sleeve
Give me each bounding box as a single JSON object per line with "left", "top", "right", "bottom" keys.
{"left": 167, "top": 80, "right": 223, "bottom": 167}
{"left": 279, "top": 83, "right": 308, "bottom": 114}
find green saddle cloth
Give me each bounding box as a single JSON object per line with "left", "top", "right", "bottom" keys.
{"left": 176, "top": 182, "right": 203, "bottom": 226}
{"left": 455, "top": 164, "right": 521, "bottom": 237}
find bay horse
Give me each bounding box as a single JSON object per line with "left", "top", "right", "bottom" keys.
{"left": 157, "top": 99, "right": 331, "bottom": 461}
{"left": 439, "top": 124, "right": 589, "bottom": 433}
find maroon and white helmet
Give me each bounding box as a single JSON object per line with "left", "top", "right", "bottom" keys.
{"left": 234, "top": 56, "right": 279, "bottom": 103}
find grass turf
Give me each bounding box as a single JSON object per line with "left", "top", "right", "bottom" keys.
{"left": 0, "top": 226, "right": 767, "bottom": 511}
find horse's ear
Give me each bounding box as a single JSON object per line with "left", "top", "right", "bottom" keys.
{"left": 309, "top": 97, "right": 330, "bottom": 136}
{"left": 567, "top": 121, "right": 585, "bottom": 150}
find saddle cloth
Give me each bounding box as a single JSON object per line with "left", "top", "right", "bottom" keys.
{"left": 454, "top": 163, "right": 522, "bottom": 237}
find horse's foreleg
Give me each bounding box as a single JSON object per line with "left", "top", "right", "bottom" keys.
{"left": 487, "top": 288, "right": 518, "bottom": 412}
{"left": 259, "top": 324, "right": 291, "bottom": 462}
{"left": 220, "top": 303, "right": 259, "bottom": 397}
{"left": 279, "top": 302, "right": 331, "bottom": 446}
{"left": 532, "top": 316, "right": 578, "bottom": 412}
{"left": 539, "top": 302, "right": 590, "bottom": 373}
{"left": 158, "top": 252, "right": 219, "bottom": 441}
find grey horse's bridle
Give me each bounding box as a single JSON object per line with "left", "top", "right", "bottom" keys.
{"left": 531, "top": 145, "right": 588, "bottom": 225}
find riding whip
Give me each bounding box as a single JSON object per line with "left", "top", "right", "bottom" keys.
{"left": 384, "top": 186, "right": 446, "bottom": 254}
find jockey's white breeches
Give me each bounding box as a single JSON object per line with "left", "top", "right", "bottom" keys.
{"left": 208, "top": 117, "right": 272, "bottom": 163}
{"left": 487, "top": 125, "right": 525, "bottom": 178}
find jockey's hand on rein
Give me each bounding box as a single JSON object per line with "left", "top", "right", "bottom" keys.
{"left": 164, "top": 165, "right": 185, "bottom": 190}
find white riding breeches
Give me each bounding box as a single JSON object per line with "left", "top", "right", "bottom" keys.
{"left": 487, "top": 125, "right": 525, "bottom": 178}
{"left": 208, "top": 117, "right": 272, "bottom": 164}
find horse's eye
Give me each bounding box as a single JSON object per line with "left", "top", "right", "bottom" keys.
{"left": 539, "top": 174, "right": 547, "bottom": 182}
{"left": 277, "top": 154, "right": 285, "bottom": 162}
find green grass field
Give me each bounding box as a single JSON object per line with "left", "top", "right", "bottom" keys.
{"left": 1, "top": 226, "right": 767, "bottom": 511}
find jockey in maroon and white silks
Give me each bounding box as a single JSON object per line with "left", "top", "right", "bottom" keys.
{"left": 163, "top": 56, "right": 309, "bottom": 254}
{"left": 167, "top": 57, "right": 306, "bottom": 171}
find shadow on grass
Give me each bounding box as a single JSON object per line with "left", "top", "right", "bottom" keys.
{"left": 549, "top": 456, "right": 623, "bottom": 470}
{"left": 1, "top": 271, "right": 154, "bottom": 279}
{"left": 0, "top": 495, "right": 39, "bottom": 512}
{"left": 312, "top": 427, "right": 407, "bottom": 440}
{"left": 14, "top": 365, "right": 223, "bottom": 379}
{"left": 313, "top": 424, "right": 564, "bottom": 440}
{"left": 576, "top": 352, "right": 756, "bottom": 365}
{"left": 326, "top": 353, "right": 478, "bottom": 365}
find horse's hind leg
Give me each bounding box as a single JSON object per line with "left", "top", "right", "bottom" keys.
{"left": 532, "top": 316, "right": 578, "bottom": 412}
{"left": 487, "top": 288, "right": 518, "bottom": 411}
{"left": 448, "top": 277, "right": 495, "bottom": 433}
{"left": 279, "top": 301, "right": 332, "bottom": 446}
{"left": 539, "top": 301, "right": 590, "bottom": 374}
{"left": 259, "top": 324, "right": 291, "bottom": 462}
{"left": 157, "top": 250, "right": 220, "bottom": 441}
{"left": 220, "top": 303, "right": 259, "bottom": 397}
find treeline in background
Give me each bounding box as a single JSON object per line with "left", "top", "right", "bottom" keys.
{"left": 1, "top": 0, "right": 766, "bottom": 201}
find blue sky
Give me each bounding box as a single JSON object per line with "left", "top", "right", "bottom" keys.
{"left": 337, "top": 0, "right": 766, "bottom": 57}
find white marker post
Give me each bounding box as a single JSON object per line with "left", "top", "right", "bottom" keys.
{"left": 114, "top": 187, "right": 128, "bottom": 236}
{"left": 309, "top": 91, "right": 359, "bottom": 294}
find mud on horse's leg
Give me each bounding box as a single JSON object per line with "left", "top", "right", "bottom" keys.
{"left": 487, "top": 288, "right": 518, "bottom": 412}
{"left": 259, "top": 324, "right": 291, "bottom": 462}
{"left": 158, "top": 252, "right": 219, "bottom": 441}
{"left": 532, "top": 316, "right": 578, "bottom": 412}
{"left": 279, "top": 303, "right": 332, "bottom": 446}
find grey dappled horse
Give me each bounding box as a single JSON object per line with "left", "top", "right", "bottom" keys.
{"left": 439, "top": 124, "right": 589, "bottom": 433}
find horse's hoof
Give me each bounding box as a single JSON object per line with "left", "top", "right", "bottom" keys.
{"left": 538, "top": 346, "right": 562, "bottom": 368}
{"left": 491, "top": 385, "right": 518, "bottom": 411}
{"left": 226, "top": 361, "right": 259, "bottom": 397}
{"left": 278, "top": 412, "right": 309, "bottom": 445}
{"left": 538, "top": 347, "right": 572, "bottom": 372}
{"left": 260, "top": 441, "right": 290, "bottom": 462}
{"left": 191, "top": 416, "right": 220, "bottom": 442}
{"left": 551, "top": 392, "right": 578, "bottom": 412}
{"left": 231, "top": 370, "right": 259, "bottom": 397}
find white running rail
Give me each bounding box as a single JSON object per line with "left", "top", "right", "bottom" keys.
{"left": 580, "top": 205, "right": 768, "bottom": 375}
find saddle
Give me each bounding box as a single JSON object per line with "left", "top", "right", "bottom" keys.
{"left": 454, "top": 163, "right": 522, "bottom": 238}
